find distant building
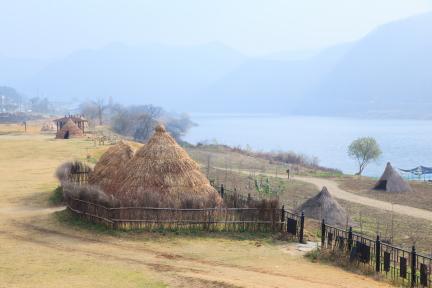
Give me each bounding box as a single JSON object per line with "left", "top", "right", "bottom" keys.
{"left": 53, "top": 115, "right": 88, "bottom": 134}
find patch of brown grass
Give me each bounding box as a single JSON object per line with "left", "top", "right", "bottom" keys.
{"left": 336, "top": 198, "right": 432, "bottom": 253}
{"left": 335, "top": 176, "right": 432, "bottom": 212}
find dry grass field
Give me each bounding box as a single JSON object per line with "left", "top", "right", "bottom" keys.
{"left": 0, "top": 123, "right": 396, "bottom": 288}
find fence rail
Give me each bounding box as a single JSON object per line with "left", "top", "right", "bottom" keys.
{"left": 321, "top": 219, "right": 432, "bottom": 287}
{"left": 65, "top": 196, "right": 304, "bottom": 240}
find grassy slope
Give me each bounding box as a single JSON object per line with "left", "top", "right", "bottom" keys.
{"left": 0, "top": 124, "right": 392, "bottom": 288}
{"left": 188, "top": 146, "right": 432, "bottom": 251}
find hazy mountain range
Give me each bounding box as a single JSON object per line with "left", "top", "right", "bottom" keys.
{"left": 1, "top": 12, "right": 431, "bottom": 118}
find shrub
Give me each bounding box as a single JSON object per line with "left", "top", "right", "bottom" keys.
{"left": 62, "top": 182, "right": 119, "bottom": 207}
{"left": 55, "top": 161, "right": 92, "bottom": 184}
{"left": 49, "top": 186, "right": 64, "bottom": 205}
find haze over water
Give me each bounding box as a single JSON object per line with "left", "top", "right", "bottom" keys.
{"left": 185, "top": 114, "right": 432, "bottom": 177}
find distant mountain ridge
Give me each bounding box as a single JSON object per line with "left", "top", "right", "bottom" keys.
{"left": 0, "top": 12, "right": 431, "bottom": 118}
{"left": 303, "top": 12, "right": 432, "bottom": 118}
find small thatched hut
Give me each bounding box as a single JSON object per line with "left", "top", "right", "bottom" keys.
{"left": 297, "top": 187, "right": 350, "bottom": 227}
{"left": 89, "top": 140, "right": 135, "bottom": 194}
{"left": 374, "top": 162, "right": 412, "bottom": 193}
{"left": 117, "top": 124, "right": 223, "bottom": 208}
{"left": 54, "top": 115, "right": 87, "bottom": 133}
{"left": 55, "top": 119, "right": 84, "bottom": 139}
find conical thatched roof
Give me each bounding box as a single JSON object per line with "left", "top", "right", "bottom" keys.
{"left": 89, "top": 141, "right": 135, "bottom": 195}
{"left": 374, "top": 162, "right": 412, "bottom": 193}
{"left": 56, "top": 119, "right": 84, "bottom": 139}
{"left": 297, "top": 187, "right": 350, "bottom": 227}
{"left": 118, "top": 124, "right": 223, "bottom": 208}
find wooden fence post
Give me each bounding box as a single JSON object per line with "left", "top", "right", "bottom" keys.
{"left": 411, "top": 245, "right": 416, "bottom": 287}
{"left": 348, "top": 226, "right": 353, "bottom": 252}
{"left": 299, "top": 211, "right": 305, "bottom": 243}
{"left": 375, "top": 235, "right": 381, "bottom": 272}
{"left": 321, "top": 219, "right": 326, "bottom": 248}
{"left": 280, "top": 205, "right": 285, "bottom": 232}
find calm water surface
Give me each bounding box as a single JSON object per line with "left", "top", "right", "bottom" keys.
{"left": 185, "top": 114, "right": 432, "bottom": 177}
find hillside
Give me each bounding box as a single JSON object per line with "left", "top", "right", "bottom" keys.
{"left": 303, "top": 12, "right": 432, "bottom": 118}
{"left": 192, "top": 43, "right": 352, "bottom": 113}
{"left": 6, "top": 43, "right": 247, "bottom": 108}
{"left": 1, "top": 13, "right": 432, "bottom": 117}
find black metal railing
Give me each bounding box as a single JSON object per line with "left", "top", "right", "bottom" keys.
{"left": 321, "top": 219, "right": 432, "bottom": 287}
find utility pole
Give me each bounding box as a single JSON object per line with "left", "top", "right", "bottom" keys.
{"left": 0, "top": 95, "right": 4, "bottom": 112}
{"left": 206, "top": 154, "right": 211, "bottom": 178}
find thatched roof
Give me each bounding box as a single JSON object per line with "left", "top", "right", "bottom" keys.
{"left": 297, "top": 187, "right": 350, "bottom": 227}
{"left": 374, "top": 162, "right": 412, "bottom": 193}
{"left": 55, "top": 119, "right": 84, "bottom": 139}
{"left": 55, "top": 160, "right": 92, "bottom": 185}
{"left": 89, "top": 141, "right": 135, "bottom": 194}
{"left": 54, "top": 115, "right": 87, "bottom": 123}
{"left": 118, "top": 124, "right": 223, "bottom": 208}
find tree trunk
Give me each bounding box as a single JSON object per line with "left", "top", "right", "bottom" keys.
{"left": 98, "top": 108, "right": 103, "bottom": 125}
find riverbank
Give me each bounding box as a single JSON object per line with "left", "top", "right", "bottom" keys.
{"left": 185, "top": 114, "right": 432, "bottom": 177}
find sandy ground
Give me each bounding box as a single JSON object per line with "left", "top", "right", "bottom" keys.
{"left": 0, "top": 133, "right": 392, "bottom": 288}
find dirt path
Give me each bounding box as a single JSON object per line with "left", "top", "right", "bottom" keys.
{"left": 229, "top": 168, "right": 432, "bottom": 221}
{"left": 0, "top": 209, "right": 391, "bottom": 288}
{"left": 293, "top": 175, "right": 432, "bottom": 221}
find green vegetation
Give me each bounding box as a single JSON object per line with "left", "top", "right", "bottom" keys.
{"left": 49, "top": 186, "right": 64, "bottom": 205}
{"left": 55, "top": 209, "right": 117, "bottom": 235}
{"left": 253, "top": 175, "right": 286, "bottom": 197}
{"left": 348, "top": 137, "right": 382, "bottom": 175}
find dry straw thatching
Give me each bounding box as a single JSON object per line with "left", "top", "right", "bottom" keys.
{"left": 117, "top": 124, "right": 223, "bottom": 208}
{"left": 55, "top": 119, "right": 84, "bottom": 139}
{"left": 89, "top": 140, "right": 135, "bottom": 194}
{"left": 55, "top": 160, "right": 92, "bottom": 185}
{"left": 374, "top": 162, "right": 412, "bottom": 193}
{"left": 297, "top": 186, "right": 350, "bottom": 227}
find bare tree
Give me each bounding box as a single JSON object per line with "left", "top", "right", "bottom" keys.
{"left": 96, "top": 98, "right": 107, "bottom": 125}
{"left": 80, "top": 98, "right": 108, "bottom": 126}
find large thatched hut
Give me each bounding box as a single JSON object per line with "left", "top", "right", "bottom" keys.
{"left": 117, "top": 124, "right": 223, "bottom": 208}
{"left": 89, "top": 141, "right": 135, "bottom": 194}
{"left": 297, "top": 187, "right": 350, "bottom": 227}
{"left": 55, "top": 119, "right": 84, "bottom": 139}
{"left": 374, "top": 162, "right": 412, "bottom": 193}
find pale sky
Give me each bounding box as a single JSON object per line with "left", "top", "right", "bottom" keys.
{"left": 1, "top": 0, "right": 431, "bottom": 59}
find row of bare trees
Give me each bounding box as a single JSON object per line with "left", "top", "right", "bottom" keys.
{"left": 79, "top": 98, "right": 194, "bottom": 142}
